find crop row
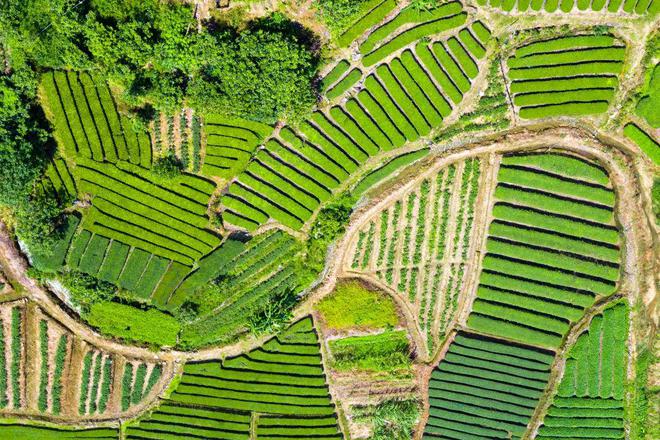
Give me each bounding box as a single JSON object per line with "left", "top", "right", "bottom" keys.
{"left": 478, "top": 0, "right": 658, "bottom": 14}
{"left": 507, "top": 34, "right": 625, "bottom": 119}
{"left": 177, "top": 231, "right": 303, "bottom": 347}
{"left": 624, "top": 122, "right": 660, "bottom": 166}
{"left": 0, "top": 424, "right": 118, "bottom": 439}
{"left": 222, "top": 22, "right": 490, "bottom": 231}
{"left": 127, "top": 317, "right": 340, "bottom": 439}
{"left": 558, "top": 303, "right": 628, "bottom": 400}
{"left": 468, "top": 153, "right": 620, "bottom": 349}
{"left": 121, "top": 361, "right": 162, "bottom": 412}
{"left": 73, "top": 158, "right": 219, "bottom": 265}
{"left": 66, "top": 229, "right": 176, "bottom": 301}
{"left": 202, "top": 116, "right": 273, "bottom": 179}
{"left": 0, "top": 306, "right": 23, "bottom": 410}
{"left": 423, "top": 331, "right": 554, "bottom": 438}
{"left": 337, "top": 0, "right": 397, "bottom": 47}
{"left": 79, "top": 350, "right": 113, "bottom": 415}
{"left": 41, "top": 70, "right": 152, "bottom": 167}
{"left": 42, "top": 157, "right": 77, "bottom": 203}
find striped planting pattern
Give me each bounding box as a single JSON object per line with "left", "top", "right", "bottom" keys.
{"left": 177, "top": 230, "right": 302, "bottom": 348}
{"left": 0, "top": 299, "right": 167, "bottom": 420}
{"left": 201, "top": 115, "right": 273, "bottom": 179}
{"left": 424, "top": 331, "right": 555, "bottom": 439}
{"left": 222, "top": 19, "right": 491, "bottom": 231}
{"left": 468, "top": 152, "right": 621, "bottom": 349}
{"left": 74, "top": 158, "right": 219, "bottom": 266}
{"left": 41, "top": 71, "right": 152, "bottom": 167}
{"left": 476, "top": 0, "right": 659, "bottom": 14}
{"left": 127, "top": 317, "right": 341, "bottom": 440}
{"left": 507, "top": 35, "right": 625, "bottom": 119}
{"left": 537, "top": 303, "right": 628, "bottom": 439}
{"left": 349, "top": 158, "right": 482, "bottom": 355}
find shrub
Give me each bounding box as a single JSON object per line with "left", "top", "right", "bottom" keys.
{"left": 317, "top": 281, "right": 399, "bottom": 330}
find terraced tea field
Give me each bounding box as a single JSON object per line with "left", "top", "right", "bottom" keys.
{"left": 126, "top": 318, "right": 341, "bottom": 440}
{"left": 467, "top": 152, "right": 621, "bottom": 349}
{"left": 346, "top": 156, "right": 483, "bottom": 355}
{"left": 506, "top": 34, "right": 625, "bottom": 119}
{"left": 1, "top": 0, "right": 656, "bottom": 438}
{"left": 0, "top": 297, "right": 170, "bottom": 420}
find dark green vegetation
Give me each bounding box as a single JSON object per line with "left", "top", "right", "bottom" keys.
{"left": 636, "top": 63, "right": 659, "bottom": 128}
{"left": 328, "top": 330, "right": 413, "bottom": 376}
{"left": 538, "top": 303, "right": 629, "bottom": 439}
{"left": 424, "top": 331, "right": 555, "bottom": 439}
{"left": 624, "top": 123, "right": 660, "bottom": 165}
{"left": 316, "top": 281, "right": 399, "bottom": 330}
{"left": 468, "top": 153, "right": 621, "bottom": 348}
{"left": 507, "top": 34, "right": 625, "bottom": 119}
{"left": 126, "top": 317, "right": 341, "bottom": 439}
{"left": 353, "top": 399, "right": 421, "bottom": 440}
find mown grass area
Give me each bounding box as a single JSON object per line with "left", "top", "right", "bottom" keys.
{"left": 87, "top": 302, "right": 180, "bottom": 347}
{"left": 329, "top": 330, "right": 413, "bottom": 377}
{"left": 317, "top": 281, "right": 399, "bottom": 330}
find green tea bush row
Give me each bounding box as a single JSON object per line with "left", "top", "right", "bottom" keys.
{"left": 507, "top": 35, "right": 625, "bottom": 119}
{"left": 425, "top": 331, "right": 553, "bottom": 438}
{"left": 38, "top": 320, "right": 49, "bottom": 412}
{"left": 502, "top": 152, "right": 610, "bottom": 186}
{"left": 121, "top": 363, "right": 134, "bottom": 411}
{"left": 0, "top": 323, "right": 6, "bottom": 408}
{"left": 362, "top": 6, "right": 467, "bottom": 66}
{"left": 337, "top": 0, "right": 397, "bottom": 47}
{"left": 385, "top": 201, "right": 402, "bottom": 284}
{"left": 390, "top": 59, "right": 442, "bottom": 128}
{"left": 320, "top": 60, "right": 350, "bottom": 92}
{"left": 327, "top": 68, "right": 363, "bottom": 100}
{"left": 356, "top": 89, "right": 407, "bottom": 147}
{"left": 400, "top": 50, "right": 452, "bottom": 117}
{"left": 624, "top": 122, "right": 660, "bottom": 166}
{"left": 377, "top": 64, "right": 430, "bottom": 136}
{"left": 79, "top": 351, "right": 93, "bottom": 415}
{"left": 128, "top": 318, "right": 340, "bottom": 439}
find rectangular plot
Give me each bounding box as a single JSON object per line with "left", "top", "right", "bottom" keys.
{"left": 509, "top": 62, "right": 623, "bottom": 81}
{"left": 515, "top": 35, "right": 616, "bottom": 58}
{"left": 97, "top": 240, "right": 130, "bottom": 283}
{"left": 118, "top": 249, "right": 151, "bottom": 291}
{"left": 509, "top": 47, "right": 625, "bottom": 69}
{"left": 477, "top": 286, "right": 584, "bottom": 322}
{"left": 67, "top": 229, "right": 92, "bottom": 268}
{"left": 459, "top": 28, "right": 487, "bottom": 59}
{"left": 133, "top": 256, "right": 170, "bottom": 299}
{"left": 510, "top": 76, "right": 618, "bottom": 94}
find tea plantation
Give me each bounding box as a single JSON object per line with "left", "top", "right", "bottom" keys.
{"left": 0, "top": 0, "right": 655, "bottom": 438}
